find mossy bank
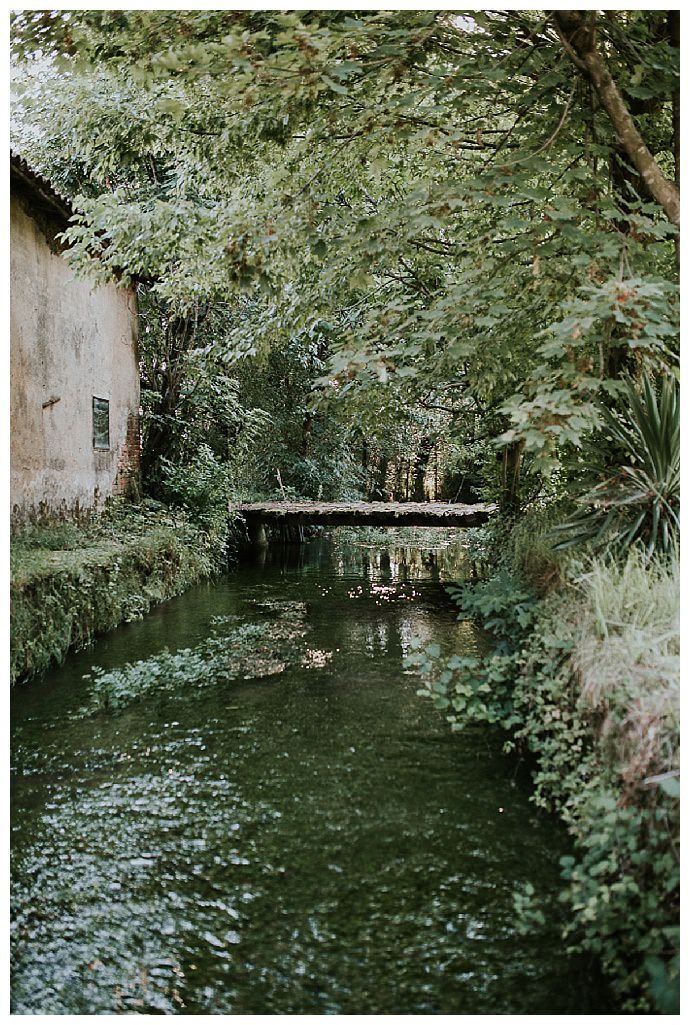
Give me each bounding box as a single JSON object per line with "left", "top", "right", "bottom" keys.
{"left": 10, "top": 505, "right": 221, "bottom": 685}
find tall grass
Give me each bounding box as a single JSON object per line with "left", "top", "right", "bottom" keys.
{"left": 571, "top": 547, "right": 679, "bottom": 788}
{"left": 501, "top": 504, "right": 570, "bottom": 590}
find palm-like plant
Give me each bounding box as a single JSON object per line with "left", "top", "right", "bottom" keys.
{"left": 553, "top": 374, "right": 679, "bottom": 557}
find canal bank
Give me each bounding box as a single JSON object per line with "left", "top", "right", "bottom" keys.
{"left": 10, "top": 504, "right": 219, "bottom": 684}
{"left": 412, "top": 516, "right": 680, "bottom": 1013}
{"left": 10, "top": 531, "right": 613, "bottom": 1014}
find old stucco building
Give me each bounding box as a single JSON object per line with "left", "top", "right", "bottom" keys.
{"left": 10, "top": 153, "right": 140, "bottom": 521}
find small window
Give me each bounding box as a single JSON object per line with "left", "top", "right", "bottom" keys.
{"left": 92, "top": 397, "right": 110, "bottom": 449}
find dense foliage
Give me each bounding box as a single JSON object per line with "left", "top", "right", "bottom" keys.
{"left": 10, "top": 9, "right": 680, "bottom": 1012}
{"left": 11, "top": 9, "right": 679, "bottom": 517}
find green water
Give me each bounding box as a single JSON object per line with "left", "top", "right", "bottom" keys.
{"left": 11, "top": 533, "right": 612, "bottom": 1014}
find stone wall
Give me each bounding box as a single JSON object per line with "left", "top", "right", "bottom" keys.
{"left": 10, "top": 193, "right": 140, "bottom": 522}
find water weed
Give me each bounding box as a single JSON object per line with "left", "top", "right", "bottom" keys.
{"left": 79, "top": 603, "right": 310, "bottom": 715}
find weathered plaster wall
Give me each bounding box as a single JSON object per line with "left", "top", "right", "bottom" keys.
{"left": 10, "top": 194, "right": 140, "bottom": 520}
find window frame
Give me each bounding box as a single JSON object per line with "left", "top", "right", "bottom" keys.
{"left": 92, "top": 396, "right": 111, "bottom": 450}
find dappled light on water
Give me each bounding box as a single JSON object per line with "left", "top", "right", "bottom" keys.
{"left": 11, "top": 531, "right": 612, "bottom": 1014}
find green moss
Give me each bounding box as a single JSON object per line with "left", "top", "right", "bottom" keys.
{"left": 10, "top": 507, "right": 218, "bottom": 684}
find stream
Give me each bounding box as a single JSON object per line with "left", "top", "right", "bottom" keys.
{"left": 11, "top": 531, "right": 612, "bottom": 1014}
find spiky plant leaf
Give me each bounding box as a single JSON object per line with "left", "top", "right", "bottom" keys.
{"left": 553, "top": 374, "right": 679, "bottom": 557}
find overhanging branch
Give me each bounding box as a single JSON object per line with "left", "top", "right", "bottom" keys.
{"left": 553, "top": 10, "right": 679, "bottom": 226}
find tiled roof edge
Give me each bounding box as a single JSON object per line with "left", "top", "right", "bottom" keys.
{"left": 11, "top": 150, "right": 151, "bottom": 287}
{"left": 10, "top": 149, "right": 76, "bottom": 220}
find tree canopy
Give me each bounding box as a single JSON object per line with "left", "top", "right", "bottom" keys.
{"left": 11, "top": 8, "right": 679, "bottom": 509}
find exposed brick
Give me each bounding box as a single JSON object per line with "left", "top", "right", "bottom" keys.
{"left": 113, "top": 411, "right": 142, "bottom": 500}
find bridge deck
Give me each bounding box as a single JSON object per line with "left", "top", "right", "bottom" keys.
{"left": 232, "top": 500, "right": 494, "bottom": 528}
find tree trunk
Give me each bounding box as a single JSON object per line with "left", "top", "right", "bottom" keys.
{"left": 669, "top": 10, "right": 680, "bottom": 268}
{"left": 554, "top": 11, "right": 679, "bottom": 225}
{"left": 393, "top": 459, "right": 405, "bottom": 501}
{"left": 500, "top": 440, "right": 524, "bottom": 516}
{"left": 411, "top": 434, "right": 434, "bottom": 502}
{"left": 669, "top": 11, "right": 680, "bottom": 190}
{"left": 140, "top": 368, "right": 180, "bottom": 485}
{"left": 140, "top": 313, "right": 197, "bottom": 490}
{"left": 369, "top": 455, "right": 388, "bottom": 501}
{"left": 301, "top": 412, "right": 312, "bottom": 457}
{"left": 361, "top": 436, "right": 369, "bottom": 472}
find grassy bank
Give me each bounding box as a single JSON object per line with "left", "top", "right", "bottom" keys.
{"left": 10, "top": 504, "right": 220, "bottom": 684}
{"left": 409, "top": 517, "right": 679, "bottom": 1013}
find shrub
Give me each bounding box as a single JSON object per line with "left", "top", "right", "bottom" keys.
{"left": 159, "top": 444, "right": 234, "bottom": 538}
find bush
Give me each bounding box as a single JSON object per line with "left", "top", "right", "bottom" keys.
{"left": 159, "top": 444, "right": 234, "bottom": 537}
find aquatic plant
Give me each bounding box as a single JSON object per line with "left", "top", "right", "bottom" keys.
{"left": 80, "top": 603, "right": 310, "bottom": 715}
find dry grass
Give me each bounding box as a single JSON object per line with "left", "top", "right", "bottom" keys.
{"left": 570, "top": 549, "right": 679, "bottom": 791}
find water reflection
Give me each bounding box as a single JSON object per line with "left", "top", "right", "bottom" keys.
{"left": 11, "top": 531, "right": 612, "bottom": 1014}
{"left": 256, "top": 527, "right": 468, "bottom": 584}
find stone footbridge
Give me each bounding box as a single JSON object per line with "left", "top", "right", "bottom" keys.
{"left": 232, "top": 500, "right": 495, "bottom": 545}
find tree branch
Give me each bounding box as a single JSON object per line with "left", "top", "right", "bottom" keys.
{"left": 553, "top": 10, "right": 679, "bottom": 226}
